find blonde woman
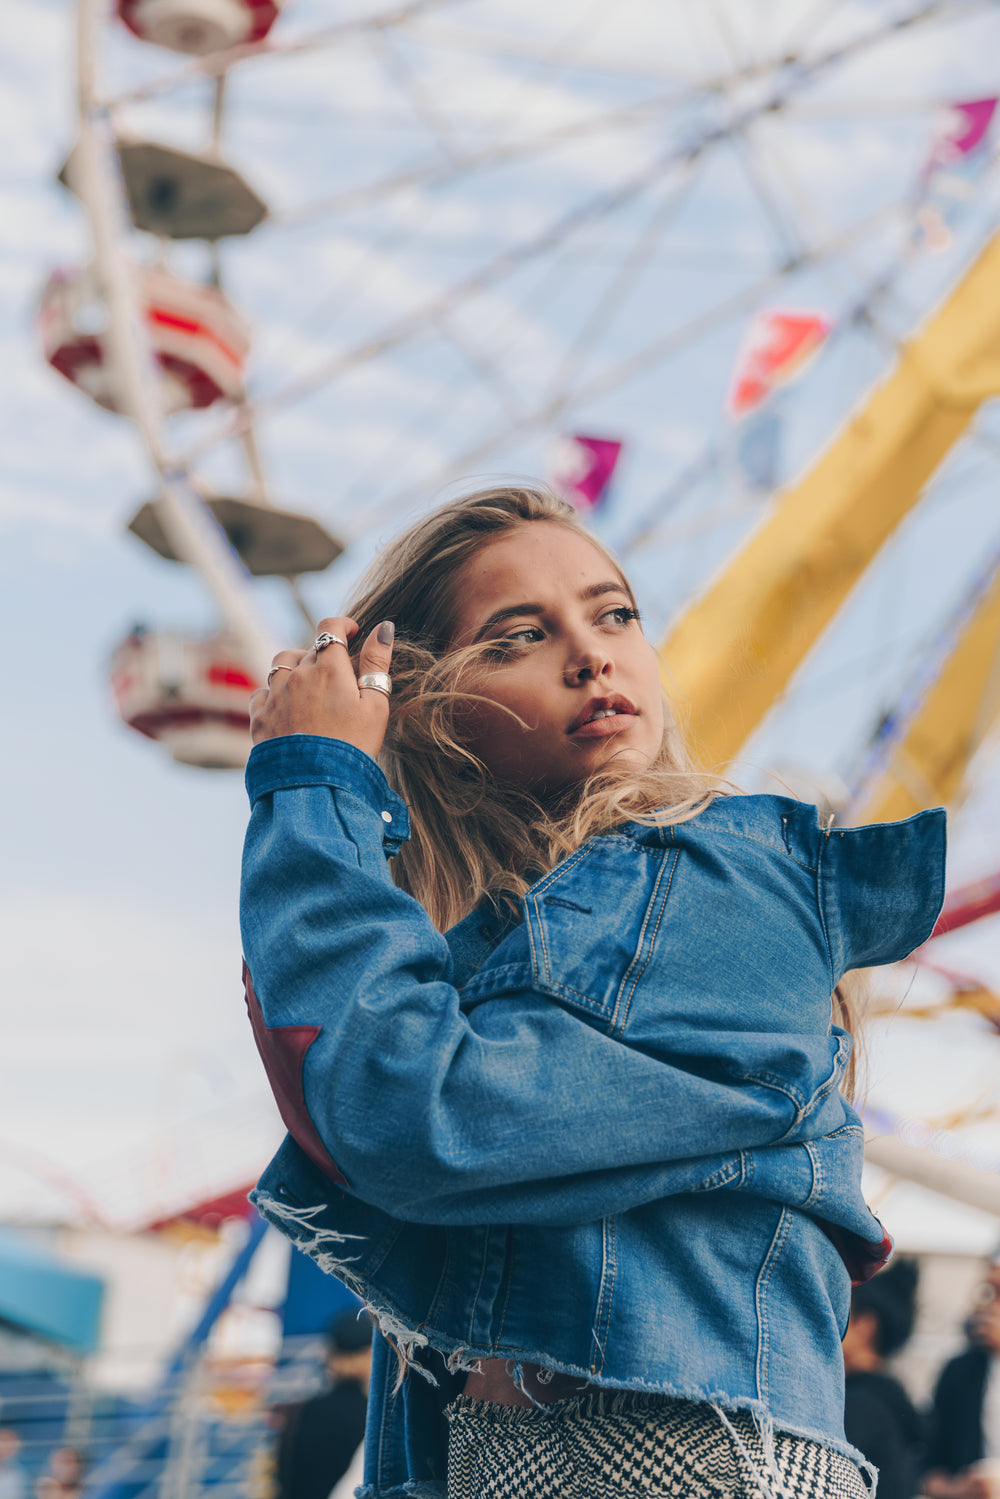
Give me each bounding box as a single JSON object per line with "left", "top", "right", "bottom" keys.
{"left": 242, "top": 487, "right": 945, "bottom": 1499}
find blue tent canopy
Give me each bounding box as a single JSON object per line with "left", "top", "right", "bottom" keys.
{"left": 0, "top": 1228, "right": 103, "bottom": 1354}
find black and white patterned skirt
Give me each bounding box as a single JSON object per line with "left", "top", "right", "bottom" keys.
{"left": 445, "top": 1390, "right": 872, "bottom": 1499}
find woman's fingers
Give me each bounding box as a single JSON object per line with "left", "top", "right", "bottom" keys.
{"left": 249, "top": 619, "right": 394, "bottom": 757}
{"left": 311, "top": 617, "right": 358, "bottom": 662}
{"left": 357, "top": 620, "right": 394, "bottom": 703}
{"left": 266, "top": 648, "right": 308, "bottom": 687}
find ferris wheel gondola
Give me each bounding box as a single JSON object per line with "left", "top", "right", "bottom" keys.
{"left": 110, "top": 627, "right": 261, "bottom": 768}
{"left": 117, "top": 0, "right": 284, "bottom": 56}
{"left": 40, "top": 263, "right": 251, "bottom": 412}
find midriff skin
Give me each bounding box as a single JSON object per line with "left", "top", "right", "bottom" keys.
{"left": 461, "top": 1359, "right": 593, "bottom": 1408}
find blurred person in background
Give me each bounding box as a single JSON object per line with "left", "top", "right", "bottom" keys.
{"left": 34, "top": 1447, "right": 82, "bottom": 1499}
{"left": 922, "top": 1258, "right": 1000, "bottom": 1499}
{"left": 277, "top": 1310, "right": 371, "bottom": 1499}
{"left": 0, "top": 1431, "right": 26, "bottom": 1499}
{"left": 842, "top": 1257, "right": 922, "bottom": 1499}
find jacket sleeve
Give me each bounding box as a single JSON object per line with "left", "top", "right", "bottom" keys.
{"left": 241, "top": 736, "right": 843, "bottom": 1224}
{"left": 818, "top": 810, "right": 947, "bottom": 977}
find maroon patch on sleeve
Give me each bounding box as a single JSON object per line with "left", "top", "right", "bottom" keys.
{"left": 242, "top": 961, "right": 349, "bottom": 1187}
{"left": 817, "top": 1218, "right": 893, "bottom": 1287}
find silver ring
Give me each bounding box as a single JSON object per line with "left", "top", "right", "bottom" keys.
{"left": 313, "top": 632, "right": 349, "bottom": 654}
{"left": 359, "top": 672, "right": 392, "bottom": 697}
{"left": 267, "top": 664, "right": 294, "bottom": 685}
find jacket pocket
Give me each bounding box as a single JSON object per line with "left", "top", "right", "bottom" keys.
{"left": 523, "top": 836, "right": 677, "bottom": 1035}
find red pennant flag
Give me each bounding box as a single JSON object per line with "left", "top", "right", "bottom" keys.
{"left": 728, "top": 311, "right": 831, "bottom": 418}
{"left": 549, "top": 434, "right": 623, "bottom": 511}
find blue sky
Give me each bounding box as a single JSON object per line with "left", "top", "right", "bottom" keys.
{"left": 3, "top": 0, "right": 1000, "bottom": 1248}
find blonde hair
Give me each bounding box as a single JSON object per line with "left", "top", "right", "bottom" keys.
{"left": 345, "top": 485, "right": 715, "bottom": 931}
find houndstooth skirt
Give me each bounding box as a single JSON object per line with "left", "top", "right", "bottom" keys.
{"left": 444, "top": 1390, "right": 872, "bottom": 1499}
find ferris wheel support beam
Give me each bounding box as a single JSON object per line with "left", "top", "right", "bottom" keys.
{"left": 864, "top": 1132, "right": 1000, "bottom": 1219}
{"left": 658, "top": 226, "right": 1000, "bottom": 772}
{"left": 74, "top": 0, "right": 277, "bottom": 679}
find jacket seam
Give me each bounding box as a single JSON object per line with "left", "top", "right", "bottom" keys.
{"left": 814, "top": 836, "right": 838, "bottom": 992}
{"left": 754, "top": 1207, "right": 791, "bottom": 1404}
{"left": 690, "top": 1159, "right": 743, "bottom": 1192}
{"left": 493, "top": 1228, "right": 515, "bottom": 1347}
{"left": 590, "top": 1217, "right": 616, "bottom": 1377}
{"left": 678, "top": 824, "right": 817, "bottom": 872}
{"left": 803, "top": 1141, "right": 822, "bottom": 1209}
{"left": 424, "top": 1231, "right": 457, "bottom": 1336}
{"left": 610, "top": 848, "right": 679, "bottom": 1036}
{"left": 525, "top": 843, "right": 601, "bottom": 985}
{"left": 467, "top": 1228, "right": 492, "bottom": 1346}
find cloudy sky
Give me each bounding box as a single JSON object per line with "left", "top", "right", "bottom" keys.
{"left": 3, "top": 0, "right": 1000, "bottom": 1250}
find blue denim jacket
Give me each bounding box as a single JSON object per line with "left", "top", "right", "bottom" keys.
{"left": 240, "top": 736, "right": 946, "bottom": 1497}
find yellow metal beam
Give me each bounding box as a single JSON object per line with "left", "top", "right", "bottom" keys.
{"left": 852, "top": 567, "right": 1000, "bottom": 822}
{"left": 659, "top": 227, "right": 1000, "bottom": 769}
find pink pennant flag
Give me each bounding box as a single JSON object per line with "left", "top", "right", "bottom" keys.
{"left": 728, "top": 311, "right": 831, "bottom": 418}
{"left": 549, "top": 434, "right": 623, "bottom": 511}
{"left": 927, "top": 97, "right": 998, "bottom": 172}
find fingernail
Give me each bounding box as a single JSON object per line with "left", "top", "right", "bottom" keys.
{"left": 378, "top": 621, "right": 395, "bottom": 646}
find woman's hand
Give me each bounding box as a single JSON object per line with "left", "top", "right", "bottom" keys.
{"left": 249, "top": 616, "right": 394, "bottom": 760}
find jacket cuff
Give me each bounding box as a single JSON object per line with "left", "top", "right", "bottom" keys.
{"left": 245, "top": 735, "right": 410, "bottom": 849}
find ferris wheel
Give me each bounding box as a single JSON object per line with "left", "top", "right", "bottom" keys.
{"left": 41, "top": 0, "right": 1000, "bottom": 769}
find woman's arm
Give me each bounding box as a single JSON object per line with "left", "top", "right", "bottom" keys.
{"left": 242, "top": 735, "right": 846, "bottom": 1225}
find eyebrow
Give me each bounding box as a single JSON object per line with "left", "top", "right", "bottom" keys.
{"left": 472, "top": 580, "right": 633, "bottom": 641}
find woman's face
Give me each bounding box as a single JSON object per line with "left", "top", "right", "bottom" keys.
{"left": 449, "top": 522, "right": 665, "bottom": 793}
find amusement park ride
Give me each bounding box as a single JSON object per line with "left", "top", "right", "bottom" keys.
{"left": 40, "top": 0, "right": 1000, "bottom": 1263}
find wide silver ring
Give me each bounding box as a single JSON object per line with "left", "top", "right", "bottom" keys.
{"left": 359, "top": 672, "right": 392, "bottom": 697}
{"left": 313, "top": 631, "right": 349, "bottom": 654}
{"left": 267, "top": 664, "right": 295, "bottom": 685}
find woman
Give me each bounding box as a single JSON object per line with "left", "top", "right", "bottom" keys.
{"left": 241, "top": 486, "right": 945, "bottom": 1498}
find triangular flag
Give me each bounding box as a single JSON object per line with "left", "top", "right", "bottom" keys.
{"left": 728, "top": 311, "right": 830, "bottom": 418}
{"left": 549, "top": 435, "right": 623, "bottom": 511}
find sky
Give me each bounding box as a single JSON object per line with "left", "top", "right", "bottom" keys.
{"left": 2, "top": 0, "right": 1000, "bottom": 1252}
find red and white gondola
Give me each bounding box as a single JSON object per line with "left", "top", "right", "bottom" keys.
{"left": 110, "top": 628, "right": 259, "bottom": 769}
{"left": 117, "top": 0, "right": 284, "bottom": 56}
{"left": 40, "top": 265, "right": 250, "bottom": 415}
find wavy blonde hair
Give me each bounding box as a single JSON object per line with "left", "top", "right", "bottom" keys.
{"left": 344, "top": 485, "right": 716, "bottom": 931}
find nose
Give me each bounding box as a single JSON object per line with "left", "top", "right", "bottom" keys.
{"left": 563, "top": 642, "right": 612, "bottom": 685}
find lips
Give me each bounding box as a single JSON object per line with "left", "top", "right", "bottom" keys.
{"left": 567, "top": 694, "right": 638, "bottom": 736}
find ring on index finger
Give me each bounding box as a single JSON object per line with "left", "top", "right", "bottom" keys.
{"left": 313, "top": 632, "right": 349, "bottom": 654}
{"left": 359, "top": 672, "right": 392, "bottom": 697}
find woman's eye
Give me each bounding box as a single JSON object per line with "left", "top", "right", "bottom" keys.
{"left": 601, "top": 605, "right": 641, "bottom": 627}
{"left": 483, "top": 627, "right": 543, "bottom": 660}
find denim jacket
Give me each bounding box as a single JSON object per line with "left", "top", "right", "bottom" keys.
{"left": 240, "top": 735, "right": 946, "bottom": 1497}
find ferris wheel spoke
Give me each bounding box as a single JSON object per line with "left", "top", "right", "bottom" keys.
{"left": 540, "top": 158, "right": 705, "bottom": 411}
{"left": 367, "top": 27, "right": 465, "bottom": 166}
{"left": 273, "top": 87, "right": 699, "bottom": 228}
{"left": 431, "top": 311, "right": 527, "bottom": 422}
{"left": 775, "top": 0, "right": 851, "bottom": 61}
